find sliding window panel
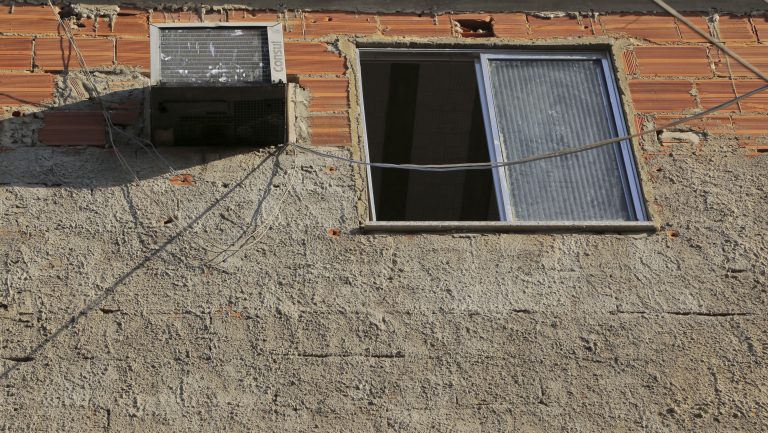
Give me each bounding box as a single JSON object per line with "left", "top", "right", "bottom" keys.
{"left": 484, "top": 56, "right": 635, "bottom": 221}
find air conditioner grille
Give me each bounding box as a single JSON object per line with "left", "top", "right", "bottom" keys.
{"left": 159, "top": 27, "right": 271, "bottom": 85}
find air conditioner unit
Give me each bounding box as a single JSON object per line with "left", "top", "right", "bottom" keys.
{"left": 148, "top": 23, "right": 287, "bottom": 147}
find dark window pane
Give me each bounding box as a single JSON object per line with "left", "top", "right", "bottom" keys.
{"left": 361, "top": 56, "right": 498, "bottom": 221}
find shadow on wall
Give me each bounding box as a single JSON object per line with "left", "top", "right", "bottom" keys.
{"left": 0, "top": 144, "right": 289, "bottom": 381}
{"left": 0, "top": 72, "right": 285, "bottom": 188}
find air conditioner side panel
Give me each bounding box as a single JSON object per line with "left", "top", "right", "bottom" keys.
{"left": 267, "top": 23, "right": 287, "bottom": 84}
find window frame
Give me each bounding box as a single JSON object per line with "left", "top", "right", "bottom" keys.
{"left": 356, "top": 48, "right": 649, "bottom": 227}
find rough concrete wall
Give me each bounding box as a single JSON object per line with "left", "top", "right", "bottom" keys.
{"left": 1, "top": 141, "right": 767, "bottom": 432}
{"left": 2, "top": 3, "right": 768, "bottom": 432}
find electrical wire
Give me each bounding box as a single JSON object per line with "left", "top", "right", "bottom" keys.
{"left": 652, "top": 0, "right": 768, "bottom": 83}
{"left": 206, "top": 150, "right": 299, "bottom": 265}
{"left": 48, "top": 0, "right": 768, "bottom": 176}
{"left": 290, "top": 83, "right": 768, "bottom": 172}
{"left": 45, "top": 1, "right": 140, "bottom": 179}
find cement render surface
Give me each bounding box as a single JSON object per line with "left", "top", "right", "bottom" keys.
{"left": 0, "top": 137, "right": 767, "bottom": 431}
{"left": 1, "top": 25, "right": 767, "bottom": 432}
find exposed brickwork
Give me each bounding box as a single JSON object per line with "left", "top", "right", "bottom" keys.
{"left": 149, "top": 10, "right": 202, "bottom": 23}
{"left": 733, "top": 81, "right": 768, "bottom": 112}
{"left": 655, "top": 114, "right": 734, "bottom": 134}
{"left": 298, "top": 77, "right": 349, "bottom": 113}
{"left": 599, "top": 14, "right": 682, "bottom": 42}
{"left": 628, "top": 81, "right": 697, "bottom": 112}
{"left": 34, "top": 37, "right": 115, "bottom": 71}
{"left": 284, "top": 42, "right": 346, "bottom": 76}
{"left": 0, "top": 38, "right": 33, "bottom": 70}
{"left": 675, "top": 14, "right": 711, "bottom": 43}
{"left": 731, "top": 115, "right": 768, "bottom": 135}
{"left": 0, "top": 4, "right": 61, "bottom": 35}
{"left": 491, "top": 13, "right": 529, "bottom": 38}
{"left": 713, "top": 46, "right": 768, "bottom": 78}
{"left": 116, "top": 39, "right": 150, "bottom": 70}
{"left": 0, "top": 73, "right": 55, "bottom": 105}
{"left": 380, "top": 14, "right": 453, "bottom": 37}
{"left": 0, "top": 7, "right": 763, "bottom": 151}
{"left": 633, "top": 46, "right": 712, "bottom": 77}
{"left": 225, "top": 10, "right": 280, "bottom": 22}
{"left": 38, "top": 111, "right": 106, "bottom": 146}
{"left": 716, "top": 15, "right": 758, "bottom": 43}
{"left": 696, "top": 80, "right": 741, "bottom": 111}
{"left": 302, "top": 12, "right": 378, "bottom": 37}
{"left": 753, "top": 14, "right": 768, "bottom": 43}
{"left": 527, "top": 16, "right": 592, "bottom": 38}
{"left": 76, "top": 10, "right": 150, "bottom": 38}
{"left": 309, "top": 115, "right": 351, "bottom": 145}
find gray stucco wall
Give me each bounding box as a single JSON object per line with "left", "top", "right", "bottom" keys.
{"left": 1, "top": 10, "right": 768, "bottom": 430}
{"left": 1, "top": 131, "right": 767, "bottom": 431}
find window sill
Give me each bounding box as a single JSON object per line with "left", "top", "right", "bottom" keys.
{"left": 361, "top": 221, "right": 658, "bottom": 234}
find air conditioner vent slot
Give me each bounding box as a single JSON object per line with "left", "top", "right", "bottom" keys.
{"left": 150, "top": 85, "right": 287, "bottom": 147}
{"left": 158, "top": 27, "right": 271, "bottom": 85}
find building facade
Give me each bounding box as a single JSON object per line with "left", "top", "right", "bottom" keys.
{"left": 1, "top": 0, "right": 767, "bottom": 431}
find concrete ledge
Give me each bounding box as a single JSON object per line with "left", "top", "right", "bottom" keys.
{"left": 361, "top": 221, "right": 659, "bottom": 233}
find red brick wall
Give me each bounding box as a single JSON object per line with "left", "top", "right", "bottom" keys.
{"left": 0, "top": 5, "right": 766, "bottom": 153}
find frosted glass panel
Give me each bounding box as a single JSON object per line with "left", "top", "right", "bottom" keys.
{"left": 488, "top": 59, "right": 631, "bottom": 221}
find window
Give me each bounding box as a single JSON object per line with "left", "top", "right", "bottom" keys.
{"left": 358, "top": 49, "right": 648, "bottom": 225}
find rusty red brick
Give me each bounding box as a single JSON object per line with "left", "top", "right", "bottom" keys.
{"left": 0, "top": 73, "right": 55, "bottom": 106}
{"left": 655, "top": 114, "right": 734, "bottom": 135}
{"left": 634, "top": 46, "right": 712, "bottom": 77}
{"left": 0, "top": 4, "right": 62, "bottom": 35}
{"left": 226, "top": 10, "right": 280, "bottom": 22}
{"left": 715, "top": 15, "right": 757, "bottom": 43}
{"left": 109, "top": 109, "right": 140, "bottom": 126}
{"left": 623, "top": 50, "right": 639, "bottom": 76}
{"left": 733, "top": 81, "right": 768, "bottom": 112}
{"left": 169, "top": 174, "right": 196, "bottom": 186}
{"left": 732, "top": 115, "right": 768, "bottom": 136}
{"left": 695, "top": 80, "right": 739, "bottom": 111}
{"left": 599, "top": 14, "right": 681, "bottom": 42}
{"left": 527, "top": 15, "right": 592, "bottom": 38}
{"left": 116, "top": 39, "right": 150, "bottom": 70}
{"left": 753, "top": 14, "right": 768, "bottom": 43}
{"left": 675, "top": 14, "right": 711, "bottom": 43}
{"left": 713, "top": 46, "right": 768, "bottom": 78}
{"left": 628, "top": 80, "right": 697, "bottom": 112}
{"left": 299, "top": 77, "right": 349, "bottom": 113}
{"left": 303, "top": 12, "right": 378, "bottom": 37}
{"left": 492, "top": 13, "right": 529, "bottom": 38}
{"left": 310, "top": 115, "right": 351, "bottom": 146}
{"left": 380, "top": 14, "right": 453, "bottom": 37}
{"left": 35, "top": 37, "right": 114, "bottom": 71}
{"left": 0, "top": 37, "right": 33, "bottom": 70}
{"left": 284, "top": 42, "right": 346, "bottom": 76}
{"left": 38, "top": 111, "right": 106, "bottom": 146}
